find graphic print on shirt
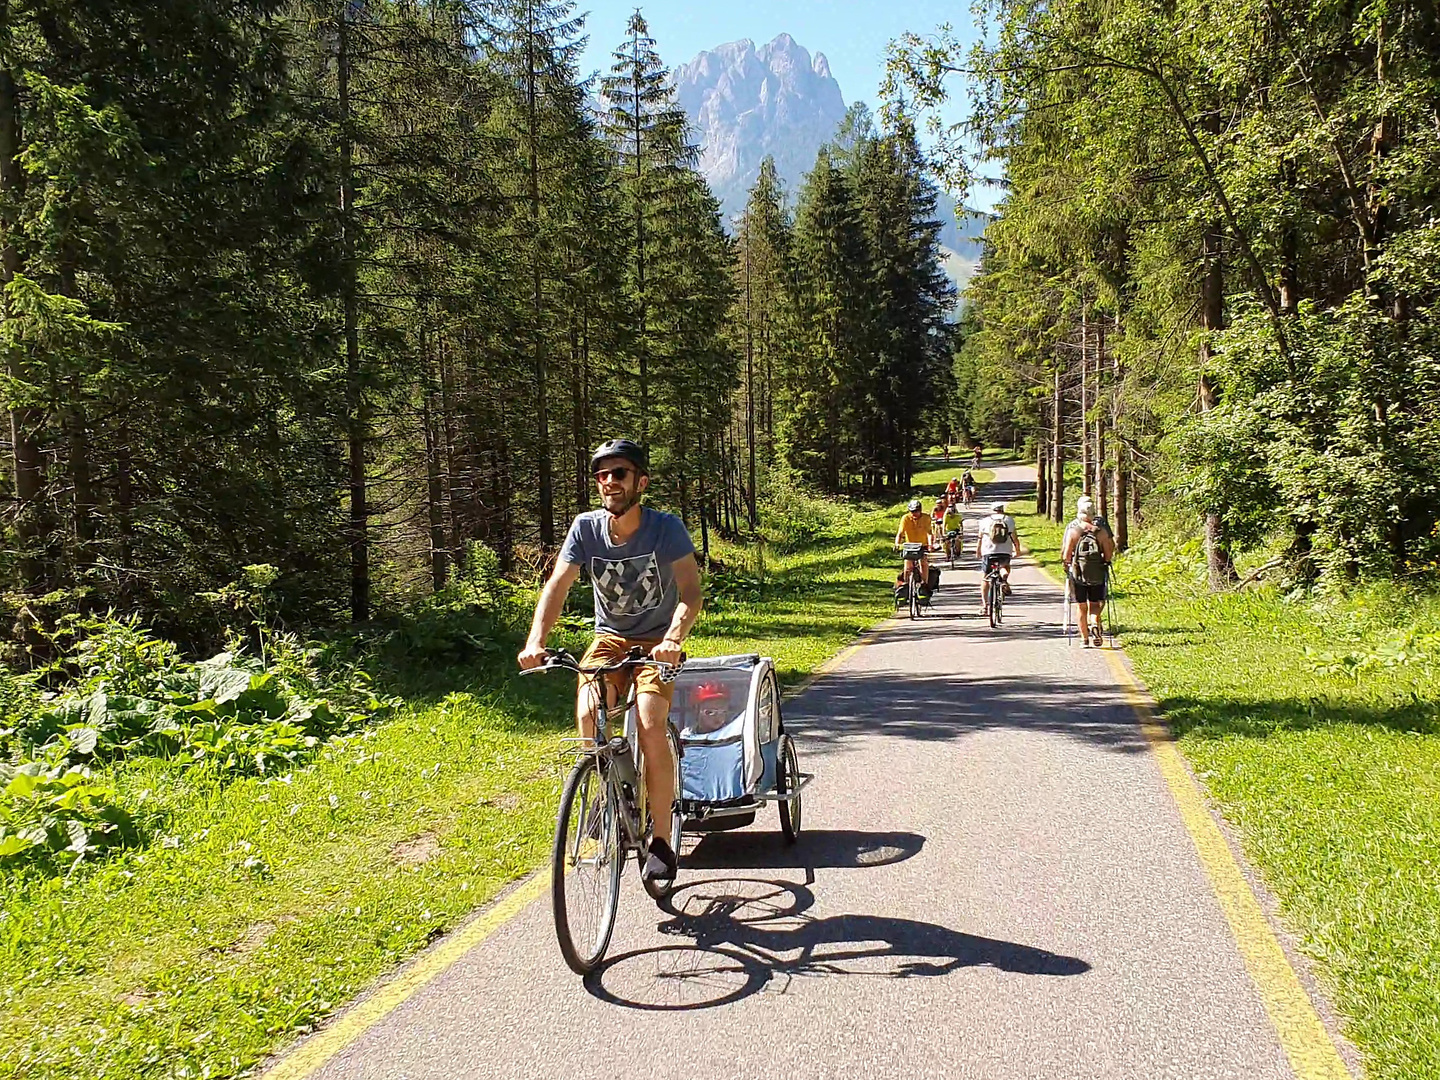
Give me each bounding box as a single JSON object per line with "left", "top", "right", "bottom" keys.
{"left": 590, "top": 553, "right": 664, "bottom": 617}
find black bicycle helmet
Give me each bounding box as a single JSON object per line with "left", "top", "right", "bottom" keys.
{"left": 589, "top": 438, "right": 649, "bottom": 476}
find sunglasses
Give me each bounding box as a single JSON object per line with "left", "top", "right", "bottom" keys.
{"left": 594, "top": 467, "right": 634, "bottom": 483}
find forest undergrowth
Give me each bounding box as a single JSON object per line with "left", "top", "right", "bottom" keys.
{"left": 0, "top": 491, "right": 900, "bottom": 1080}
{"left": 1014, "top": 483, "right": 1440, "bottom": 1080}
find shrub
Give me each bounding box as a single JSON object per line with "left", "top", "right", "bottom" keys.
{"left": 759, "top": 486, "right": 844, "bottom": 553}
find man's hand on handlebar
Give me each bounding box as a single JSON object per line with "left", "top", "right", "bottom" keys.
{"left": 651, "top": 637, "right": 684, "bottom": 667}
{"left": 517, "top": 642, "right": 550, "bottom": 670}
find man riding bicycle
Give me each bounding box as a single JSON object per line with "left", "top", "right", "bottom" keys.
{"left": 975, "top": 500, "right": 1017, "bottom": 614}
{"left": 518, "top": 439, "right": 702, "bottom": 883}
{"left": 961, "top": 469, "right": 976, "bottom": 505}
{"left": 895, "top": 498, "right": 932, "bottom": 586}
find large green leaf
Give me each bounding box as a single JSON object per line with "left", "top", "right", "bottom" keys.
{"left": 68, "top": 727, "right": 100, "bottom": 756}
{"left": 0, "top": 834, "right": 31, "bottom": 857}
{"left": 198, "top": 662, "right": 253, "bottom": 705}
{"left": 4, "top": 771, "right": 38, "bottom": 799}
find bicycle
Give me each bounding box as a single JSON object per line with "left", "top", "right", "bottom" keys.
{"left": 899, "top": 542, "right": 926, "bottom": 619}
{"left": 962, "top": 485, "right": 976, "bottom": 509}
{"left": 521, "top": 646, "right": 683, "bottom": 975}
{"left": 944, "top": 529, "right": 962, "bottom": 571}
{"left": 983, "top": 557, "right": 1006, "bottom": 627}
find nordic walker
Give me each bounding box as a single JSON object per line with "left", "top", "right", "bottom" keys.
{"left": 975, "top": 500, "right": 1017, "bottom": 615}
{"left": 1061, "top": 494, "right": 1116, "bottom": 647}
{"left": 518, "top": 439, "right": 703, "bottom": 882}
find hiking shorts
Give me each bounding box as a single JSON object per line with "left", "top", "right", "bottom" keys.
{"left": 579, "top": 634, "right": 676, "bottom": 708}
{"left": 1069, "top": 577, "right": 1107, "bottom": 604}
{"left": 983, "top": 553, "right": 1012, "bottom": 575}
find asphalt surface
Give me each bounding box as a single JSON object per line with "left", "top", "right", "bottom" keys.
{"left": 305, "top": 463, "right": 1301, "bottom": 1080}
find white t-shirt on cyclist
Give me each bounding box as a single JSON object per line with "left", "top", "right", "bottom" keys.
{"left": 978, "top": 513, "right": 1018, "bottom": 557}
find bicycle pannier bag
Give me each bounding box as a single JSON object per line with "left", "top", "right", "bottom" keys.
{"left": 926, "top": 565, "right": 942, "bottom": 594}
{"left": 1073, "top": 528, "right": 1107, "bottom": 585}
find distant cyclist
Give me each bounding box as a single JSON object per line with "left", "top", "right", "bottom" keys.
{"left": 975, "top": 500, "right": 1017, "bottom": 614}
{"left": 942, "top": 499, "right": 964, "bottom": 560}
{"left": 931, "top": 497, "right": 948, "bottom": 543}
{"left": 961, "top": 469, "right": 976, "bottom": 506}
{"left": 971, "top": 442, "right": 984, "bottom": 470}
{"left": 1062, "top": 494, "right": 1116, "bottom": 647}
{"left": 895, "top": 498, "right": 932, "bottom": 585}
{"left": 518, "top": 439, "right": 702, "bottom": 883}
{"left": 946, "top": 476, "right": 961, "bottom": 500}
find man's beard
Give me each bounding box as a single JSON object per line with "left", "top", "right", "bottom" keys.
{"left": 602, "top": 487, "right": 640, "bottom": 517}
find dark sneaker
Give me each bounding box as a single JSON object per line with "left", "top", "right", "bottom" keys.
{"left": 1092, "top": 627, "right": 1104, "bottom": 647}
{"left": 1002, "top": 581, "right": 1013, "bottom": 596}
{"left": 642, "top": 836, "right": 678, "bottom": 883}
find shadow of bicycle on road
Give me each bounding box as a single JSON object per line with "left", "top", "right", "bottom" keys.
{"left": 586, "top": 873, "right": 1090, "bottom": 1010}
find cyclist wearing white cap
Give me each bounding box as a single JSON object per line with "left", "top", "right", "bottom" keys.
{"left": 975, "top": 500, "right": 1018, "bottom": 615}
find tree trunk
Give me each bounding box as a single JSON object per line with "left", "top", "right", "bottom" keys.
{"left": 1050, "top": 360, "right": 1065, "bottom": 523}
{"left": 744, "top": 250, "right": 758, "bottom": 528}
{"left": 1199, "top": 222, "right": 1236, "bottom": 590}
{"left": 338, "top": 5, "right": 369, "bottom": 621}
{"left": 1095, "top": 319, "right": 1108, "bottom": 520}
{"left": 1036, "top": 430, "right": 1049, "bottom": 517}
{"left": 1079, "top": 305, "right": 1091, "bottom": 495}
{"left": 423, "top": 373, "right": 448, "bottom": 591}
{"left": 1114, "top": 449, "right": 1129, "bottom": 552}
{"left": 0, "top": 46, "right": 44, "bottom": 594}
{"left": 526, "top": 17, "right": 554, "bottom": 549}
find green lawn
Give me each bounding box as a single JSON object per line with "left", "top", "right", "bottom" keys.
{"left": 0, "top": 499, "right": 906, "bottom": 1080}
{"left": 1011, "top": 490, "right": 1440, "bottom": 1080}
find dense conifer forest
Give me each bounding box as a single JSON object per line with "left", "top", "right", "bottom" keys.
{"left": 0, "top": 1, "right": 955, "bottom": 647}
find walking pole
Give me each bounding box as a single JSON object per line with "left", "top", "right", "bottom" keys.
{"left": 1063, "top": 575, "right": 1073, "bottom": 644}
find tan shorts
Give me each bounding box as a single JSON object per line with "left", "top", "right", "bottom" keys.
{"left": 579, "top": 634, "right": 676, "bottom": 707}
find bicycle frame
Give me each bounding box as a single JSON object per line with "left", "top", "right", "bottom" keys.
{"left": 526, "top": 649, "right": 676, "bottom": 853}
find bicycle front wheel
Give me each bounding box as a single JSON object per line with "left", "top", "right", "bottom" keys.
{"left": 552, "top": 754, "right": 622, "bottom": 975}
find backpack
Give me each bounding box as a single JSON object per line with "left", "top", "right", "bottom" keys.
{"left": 987, "top": 515, "right": 1011, "bottom": 544}
{"left": 1072, "top": 526, "right": 1107, "bottom": 585}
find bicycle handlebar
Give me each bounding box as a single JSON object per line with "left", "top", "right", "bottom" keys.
{"left": 519, "top": 645, "right": 686, "bottom": 678}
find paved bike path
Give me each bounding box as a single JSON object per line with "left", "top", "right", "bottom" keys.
{"left": 295, "top": 463, "right": 1330, "bottom": 1080}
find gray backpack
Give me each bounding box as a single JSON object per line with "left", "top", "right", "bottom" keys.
{"left": 1072, "top": 526, "right": 1107, "bottom": 585}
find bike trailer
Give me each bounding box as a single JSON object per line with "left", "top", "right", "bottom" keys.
{"left": 668, "top": 654, "right": 783, "bottom": 804}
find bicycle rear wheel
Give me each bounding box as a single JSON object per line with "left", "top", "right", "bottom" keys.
{"left": 992, "top": 581, "right": 1004, "bottom": 626}
{"left": 552, "top": 754, "right": 622, "bottom": 975}
{"left": 909, "top": 575, "right": 920, "bottom": 619}
{"left": 987, "top": 578, "right": 999, "bottom": 627}
{"left": 642, "top": 724, "right": 683, "bottom": 901}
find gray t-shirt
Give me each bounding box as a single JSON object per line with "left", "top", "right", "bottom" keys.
{"left": 559, "top": 507, "right": 696, "bottom": 639}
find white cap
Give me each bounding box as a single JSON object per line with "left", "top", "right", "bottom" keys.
{"left": 992, "top": 502, "right": 1006, "bottom": 513}
{"left": 1076, "top": 495, "right": 1095, "bottom": 518}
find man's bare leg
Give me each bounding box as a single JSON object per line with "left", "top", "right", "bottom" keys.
{"left": 636, "top": 691, "right": 675, "bottom": 845}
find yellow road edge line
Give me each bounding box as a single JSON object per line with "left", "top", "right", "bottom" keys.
{"left": 1100, "top": 647, "right": 1351, "bottom": 1080}
{"left": 260, "top": 873, "right": 548, "bottom": 1080}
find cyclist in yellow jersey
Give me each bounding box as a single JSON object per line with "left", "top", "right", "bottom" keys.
{"left": 941, "top": 500, "right": 964, "bottom": 560}
{"left": 895, "top": 498, "right": 932, "bottom": 585}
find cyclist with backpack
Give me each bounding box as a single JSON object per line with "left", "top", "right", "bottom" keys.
{"left": 974, "top": 501, "right": 1017, "bottom": 615}
{"left": 1062, "top": 494, "right": 1116, "bottom": 647}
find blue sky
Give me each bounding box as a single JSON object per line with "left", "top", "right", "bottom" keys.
{"left": 572, "top": 1, "right": 996, "bottom": 210}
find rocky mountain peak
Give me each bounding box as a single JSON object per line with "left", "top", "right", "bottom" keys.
{"left": 672, "top": 34, "right": 847, "bottom": 222}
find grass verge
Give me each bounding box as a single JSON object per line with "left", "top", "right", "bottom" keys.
{"left": 1, "top": 499, "right": 906, "bottom": 1080}
{"left": 1010, "top": 483, "right": 1440, "bottom": 1080}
